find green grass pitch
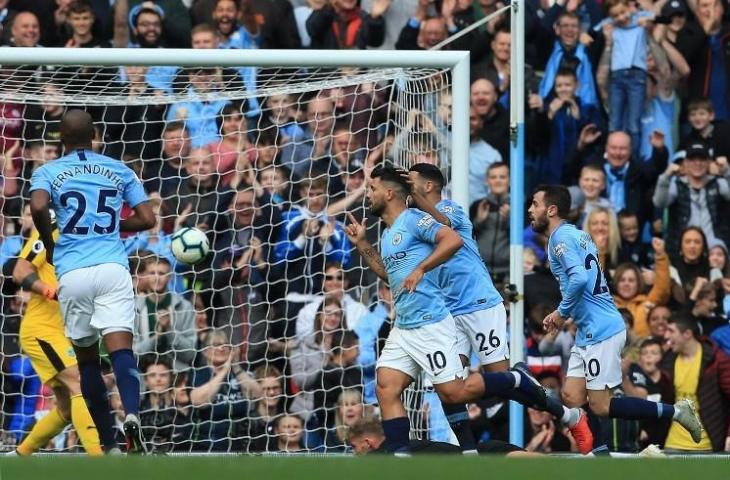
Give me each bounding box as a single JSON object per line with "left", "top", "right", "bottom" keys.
{"left": 1, "top": 456, "right": 728, "bottom": 480}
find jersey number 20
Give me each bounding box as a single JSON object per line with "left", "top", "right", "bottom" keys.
{"left": 584, "top": 253, "right": 608, "bottom": 295}
{"left": 60, "top": 189, "right": 118, "bottom": 235}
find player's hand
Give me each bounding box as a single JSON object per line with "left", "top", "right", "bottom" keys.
{"left": 651, "top": 237, "right": 666, "bottom": 255}
{"left": 543, "top": 309, "right": 565, "bottom": 334}
{"left": 402, "top": 266, "right": 425, "bottom": 293}
{"left": 345, "top": 213, "right": 367, "bottom": 244}
{"left": 40, "top": 285, "right": 57, "bottom": 301}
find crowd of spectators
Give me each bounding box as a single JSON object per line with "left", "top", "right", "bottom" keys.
{"left": 0, "top": 0, "right": 729, "bottom": 454}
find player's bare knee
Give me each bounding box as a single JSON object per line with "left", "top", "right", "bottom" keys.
{"left": 55, "top": 367, "right": 82, "bottom": 396}
{"left": 561, "top": 388, "right": 583, "bottom": 408}
{"left": 587, "top": 393, "right": 610, "bottom": 416}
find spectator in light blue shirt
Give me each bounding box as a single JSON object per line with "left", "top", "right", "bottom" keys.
{"left": 595, "top": 1, "right": 654, "bottom": 159}
{"left": 469, "top": 107, "right": 502, "bottom": 204}
{"left": 166, "top": 68, "right": 230, "bottom": 148}
{"left": 213, "top": 0, "right": 261, "bottom": 117}
{"left": 125, "top": 5, "right": 177, "bottom": 94}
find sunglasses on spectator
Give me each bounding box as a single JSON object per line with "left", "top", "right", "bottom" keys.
{"left": 325, "top": 274, "right": 344, "bottom": 281}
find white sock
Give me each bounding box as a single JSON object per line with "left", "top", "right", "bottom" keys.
{"left": 561, "top": 407, "right": 581, "bottom": 427}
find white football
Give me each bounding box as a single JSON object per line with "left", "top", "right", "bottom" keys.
{"left": 170, "top": 227, "right": 210, "bottom": 265}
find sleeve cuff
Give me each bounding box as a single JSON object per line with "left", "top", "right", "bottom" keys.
{"left": 293, "top": 235, "right": 306, "bottom": 250}
{"left": 408, "top": 17, "right": 420, "bottom": 29}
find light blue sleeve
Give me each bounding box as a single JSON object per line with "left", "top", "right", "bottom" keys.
{"left": 439, "top": 202, "right": 465, "bottom": 230}
{"left": 554, "top": 231, "right": 589, "bottom": 318}
{"left": 122, "top": 168, "right": 148, "bottom": 208}
{"left": 408, "top": 210, "right": 443, "bottom": 244}
{"left": 29, "top": 166, "right": 51, "bottom": 194}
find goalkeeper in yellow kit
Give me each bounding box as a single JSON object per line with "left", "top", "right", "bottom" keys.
{"left": 11, "top": 224, "right": 102, "bottom": 455}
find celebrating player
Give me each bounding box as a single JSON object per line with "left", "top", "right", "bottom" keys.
{"left": 10, "top": 218, "right": 102, "bottom": 456}
{"left": 528, "top": 184, "right": 703, "bottom": 449}
{"left": 29, "top": 110, "right": 156, "bottom": 454}
{"left": 405, "top": 163, "right": 593, "bottom": 453}
{"left": 345, "top": 164, "right": 547, "bottom": 454}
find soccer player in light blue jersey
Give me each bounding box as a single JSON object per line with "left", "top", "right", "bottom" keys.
{"left": 29, "top": 110, "right": 156, "bottom": 454}
{"left": 528, "top": 184, "right": 702, "bottom": 448}
{"left": 345, "top": 165, "right": 548, "bottom": 454}
{"left": 406, "top": 163, "right": 594, "bottom": 454}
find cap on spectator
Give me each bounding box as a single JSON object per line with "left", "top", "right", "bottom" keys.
{"left": 685, "top": 143, "right": 712, "bottom": 160}
{"left": 708, "top": 237, "right": 729, "bottom": 256}
{"left": 129, "top": 3, "right": 165, "bottom": 28}
{"left": 662, "top": 0, "right": 687, "bottom": 17}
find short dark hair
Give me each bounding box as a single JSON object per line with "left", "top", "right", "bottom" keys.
{"left": 487, "top": 161, "right": 509, "bottom": 174}
{"left": 163, "top": 121, "right": 188, "bottom": 136}
{"left": 668, "top": 312, "right": 698, "bottom": 337}
{"left": 69, "top": 1, "right": 94, "bottom": 15}
{"left": 60, "top": 109, "right": 95, "bottom": 149}
{"left": 371, "top": 164, "right": 411, "bottom": 198}
{"left": 617, "top": 209, "right": 638, "bottom": 222}
{"left": 555, "top": 68, "right": 577, "bottom": 81}
{"left": 409, "top": 162, "right": 444, "bottom": 191}
{"left": 534, "top": 184, "right": 571, "bottom": 218}
{"left": 349, "top": 416, "right": 385, "bottom": 440}
{"left": 639, "top": 337, "right": 664, "bottom": 352}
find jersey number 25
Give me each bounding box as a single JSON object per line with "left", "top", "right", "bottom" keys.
{"left": 60, "top": 189, "right": 118, "bottom": 235}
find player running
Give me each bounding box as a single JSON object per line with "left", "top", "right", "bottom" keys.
{"left": 9, "top": 218, "right": 102, "bottom": 456}
{"left": 29, "top": 110, "right": 156, "bottom": 454}
{"left": 405, "top": 164, "right": 593, "bottom": 453}
{"left": 346, "top": 165, "right": 547, "bottom": 454}
{"left": 528, "top": 184, "right": 703, "bottom": 450}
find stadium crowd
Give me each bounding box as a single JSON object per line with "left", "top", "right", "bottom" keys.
{"left": 0, "top": 0, "right": 729, "bottom": 455}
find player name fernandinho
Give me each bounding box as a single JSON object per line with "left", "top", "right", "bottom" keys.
{"left": 51, "top": 164, "right": 123, "bottom": 191}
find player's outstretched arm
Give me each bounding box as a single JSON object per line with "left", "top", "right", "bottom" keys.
{"left": 12, "top": 258, "right": 56, "bottom": 300}
{"left": 345, "top": 213, "right": 388, "bottom": 281}
{"left": 30, "top": 190, "right": 54, "bottom": 263}
{"left": 120, "top": 200, "right": 156, "bottom": 232}
{"left": 402, "top": 226, "right": 463, "bottom": 293}
{"left": 400, "top": 171, "right": 452, "bottom": 228}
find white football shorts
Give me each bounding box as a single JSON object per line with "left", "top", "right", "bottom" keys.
{"left": 377, "top": 314, "right": 463, "bottom": 385}
{"left": 566, "top": 329, "right": 627, "bottom": 390}
{"left": 58, "top": 263, "right": 135, "bottom": 347}
{"left": 454, "top": 303, "right": 510, "bottom": 366}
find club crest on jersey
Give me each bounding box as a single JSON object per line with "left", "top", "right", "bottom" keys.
{"left": 392, "top": 233, "right": 402, "bottom": 245}
{"left": 417, "top": 214, "right": 435, "bottom": 228}
{"left": 554, "top": 242, "right": 567, "bottom": 258}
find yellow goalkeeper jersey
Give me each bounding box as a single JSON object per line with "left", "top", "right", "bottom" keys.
{"left": 19, "top": 228, "right": 62, "bottom": 329}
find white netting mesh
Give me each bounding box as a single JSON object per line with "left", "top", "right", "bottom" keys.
{"left": 0, "top": 63, "right": 453, "bottom": 453}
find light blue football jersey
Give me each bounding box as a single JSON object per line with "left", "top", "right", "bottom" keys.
{"left": 547, "top": 222, "right": 625, "bottom": 347}
{"left": 436, "top": 199, "right": 503, "bottom": 316}
{"left": 381, "top": 208, "right": 450, "bottom": 329}
{"left": 29, "top": 149, "right": 148, "bottom": 278}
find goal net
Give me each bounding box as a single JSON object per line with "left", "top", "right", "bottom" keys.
{"left": 0, "top": 51, "right": 465, "bottom": 453}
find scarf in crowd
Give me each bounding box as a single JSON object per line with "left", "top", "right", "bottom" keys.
{"left": 332, "top": 8, "right": 362, "bottom": 49}
{"left": 539, "top": 41, "right": 598, "bottom": 107}
{"left": 603, "top": 162, "right": 629, "bottom": 212}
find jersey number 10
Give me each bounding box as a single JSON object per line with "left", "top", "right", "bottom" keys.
{"left": 60, "top": 189, "right": 118, "bottom": 235}
{"left": 584, "top": 253, "right": 609, "bottom": 296}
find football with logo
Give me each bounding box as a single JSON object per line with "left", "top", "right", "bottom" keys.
{"left": 170, "top": 227, "right": 210, "bottom": 265}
